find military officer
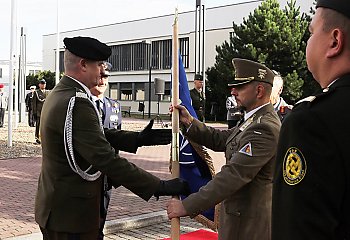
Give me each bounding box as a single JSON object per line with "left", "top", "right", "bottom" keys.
{"left": 167, "top": 59, "right": 281, "bottom": 240}
{"left": 272, "top": 0, "right": 350, "bottom": 239}
{"left": 270, "top": 73, "right": 293, "bottom": 122}
{"left": 25, "top": 85, "right": 36, "bottom": 127}
{"left": 0, "top": 84, "right": 8, "bottom": 127}
{"left": 32, "top": 79, "right": 49, "bottom": 143}
{"left": 190, "top": 74, "right": 205, "bottom": 121}
{"left": 35, "top": 36, "right": 189, "bottom": 240}
{"left": 90, "top": 62, "right": 122, "bottom": 239}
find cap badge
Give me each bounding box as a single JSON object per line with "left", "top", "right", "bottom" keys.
{"left": 283, "top": 147, "right": 307, "bottom": 185}
{"left": 257, "top": 69, "right": 267, "bottom": 79}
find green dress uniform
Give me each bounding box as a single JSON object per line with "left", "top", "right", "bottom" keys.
{"left": 190, "top": 88, "right": 205, "bottom": 121}
{"left": 32, "top": 88, "right": 49, "bottom": 141}
{"left": 35, "top": 75, "right": 160, "bottom": 233}
{"left": 182, "top": 104, "right": 280, "bottom": 240}
{"left": 272, "top": 74, "right": 350, "bottom": 240}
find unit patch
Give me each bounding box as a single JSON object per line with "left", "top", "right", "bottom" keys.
{"left": 239, "top": 142, "right": 252, "bottom": 156}
{"left": 283, "top": 147, "right": 307, "bottom": 185}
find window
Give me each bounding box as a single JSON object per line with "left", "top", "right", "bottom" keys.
{"left": 29, "top": 70, "right": 34, "bottom": 75}
{"left": 163, "top": 82, "right": 171, "bottom": 101}
{"left": 135, "top": 82, "right": 145, "bottom": 100}
{"left": 109, "top": 83, "right": 120, "bottom": 100}
{"left": 120, "top": 83, "right": 133, "bottom": 100}
{"left": 35, "top": 70, "right": 40, "bottom": 75}
{"left": 0, "top": 68, "right": 2, "bottom": 78}
{"left": 59, "top": 51, "right": 65, "bottom": 73}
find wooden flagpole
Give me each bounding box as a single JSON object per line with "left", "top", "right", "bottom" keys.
{"left": 171, "top": 8, "right": 180, "bottom": 240}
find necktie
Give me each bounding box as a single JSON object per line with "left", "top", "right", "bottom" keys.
{"left": 95, "top": 99, "right": 105, "bottom": 122}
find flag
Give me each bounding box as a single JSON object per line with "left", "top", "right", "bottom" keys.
{"left": 176, "top": 55, "right": 218, "bottom": 231}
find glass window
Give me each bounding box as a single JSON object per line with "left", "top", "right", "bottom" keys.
{"left": 0, "top": 68, "right": 2, "bottom": 78}
{"left": 163, "top": 82, "right": 171, "bottom": 101}
{"left": 135, "top": 82, "right": 145, "bottom": 100}
{"left": 109, "top": 83, "right": 119, "bottom": 100}
{"left": 120, "top": 82, "right": 133, "bottom": 100}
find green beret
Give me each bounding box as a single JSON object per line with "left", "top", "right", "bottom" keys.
{"left": 228, "top": 58, "right": 275, "bottom": 87}
{"left": 63, "top": 36, "right": 111, "bottom": 61}
{"left": 316, "top": 0, "right": 350, "bottom": 19}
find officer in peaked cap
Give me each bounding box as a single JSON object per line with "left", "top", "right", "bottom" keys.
{"left": 272, "top": 0, "right": 350, "bottom": 239}
{"left": 167, "top": 58, "right": 280, "bottom": 240}
{"left": 35, "top": 36, "right": 189, "bottom": 239}
{"left": 190, "top": 74, "right": 205, "bottom": 121}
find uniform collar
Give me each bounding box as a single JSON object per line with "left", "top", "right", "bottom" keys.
{"left": 64, "top": 74, "right": 92, "bottom": 97}
{"left": 244, "top": 102, "right": 270, "bottom": 121}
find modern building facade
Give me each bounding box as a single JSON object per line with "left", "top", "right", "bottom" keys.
{"left": 42, "top": 0, "right": 311, "bottom": 115}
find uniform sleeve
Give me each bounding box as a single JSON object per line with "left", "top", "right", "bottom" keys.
{"left": 272, "top": 109, "right": 345, "bottom": 240}
{"left": 72, "top": 98, "right": 160, "bottom": 201}
{"left": 183, "top": 122, "right": 278, "bottom": 215}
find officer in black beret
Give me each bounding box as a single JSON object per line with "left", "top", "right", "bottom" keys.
{"left": 190, "top": 74, "right": 205, "bottom": 121}
{"left": 272, "top": 0, "right": 350, "bottom": 239}
{"left": 35, "top": 36, "right": 189, "bottom": 239}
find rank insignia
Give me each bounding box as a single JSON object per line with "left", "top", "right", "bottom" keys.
{"left": 239, "top": 142, "right": 252, "bottom": 156}
{"left": 283, "top": 147, "right": 307, "bottom": 185}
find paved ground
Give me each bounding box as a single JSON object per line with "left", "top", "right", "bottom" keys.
{"left": 0, "top": 118, "right": 226, "bottom": 239}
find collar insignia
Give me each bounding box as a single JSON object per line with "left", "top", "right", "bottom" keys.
{"left": 283, "top": 147, "right": 307, "bottom": 185}
{"left": 239, "top": 142, "right": 253, "bottom": 156}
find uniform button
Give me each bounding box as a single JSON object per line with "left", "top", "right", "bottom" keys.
{"left": 233, "top": 211, "right": 241, "bottom": 217}
{"left": 230, "top": 147, "right": 233, "bottom": 150}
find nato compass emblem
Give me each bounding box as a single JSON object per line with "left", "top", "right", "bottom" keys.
{"left": 283, "top": 147, "right": 307, "bottom": 185}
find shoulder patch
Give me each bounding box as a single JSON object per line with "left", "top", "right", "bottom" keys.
{"left": 239, "top": 142, "right": 253, "bottom": 156}
{"left": 76, "top": 92, "right": 88, "bottom": 99}
{"left": 283, "top": 147, "right": 307, "bottom": 185}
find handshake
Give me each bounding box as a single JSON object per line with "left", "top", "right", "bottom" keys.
{"left": 154, "top": 178, "right": 190, "bottom": 199}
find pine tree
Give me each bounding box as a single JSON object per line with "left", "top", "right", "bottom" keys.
{"left": 206, "top": 0, "right": 311, "bottom": 121}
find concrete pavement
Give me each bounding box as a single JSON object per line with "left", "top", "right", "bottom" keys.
{"left": 0, "top": 118, "right": 226, "bottom": 239}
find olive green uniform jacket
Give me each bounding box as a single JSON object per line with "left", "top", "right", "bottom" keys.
{"left": 183, "top": 104, "right": 280, "bottom": 240}
{"left": 35, "top": 76, "right": 160, "bottom": 233}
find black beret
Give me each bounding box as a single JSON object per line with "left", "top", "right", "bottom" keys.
{"left": 39, "top": 79, "right": 46, "bottom": 84}
{"left": 194, "top": 74, "right": 203, "bottom": 81}
{"left": 228, "top": 58, "right": 275, "bottom": 87}
{"left": 316, "top": 0, "right": 350, "bottom": 19}
{"left": 63, "top": 36, "right": 111, "bottom": 61}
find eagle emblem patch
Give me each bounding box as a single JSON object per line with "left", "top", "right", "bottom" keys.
{"left": 239, "top": 142, "right": 252, "bottom": 156}
{"left": 283, "top": 147, "right": 307, "bottom": 185}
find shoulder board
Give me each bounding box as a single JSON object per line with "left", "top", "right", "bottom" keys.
{"left": 295, "top": 96, "right": 316, "bottom": 106}
{"left": 76, "top": 91, "right": 88, "bottom": 99}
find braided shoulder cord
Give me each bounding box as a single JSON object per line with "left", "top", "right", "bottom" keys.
{"left": 63, "top": 94, "right": 102, "bottom": 181}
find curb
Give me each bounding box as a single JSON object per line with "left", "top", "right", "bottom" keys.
{"left": 4, "top": 210, "right": 167, "bottom": 240}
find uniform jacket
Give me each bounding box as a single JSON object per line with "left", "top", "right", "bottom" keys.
{"left": 32, "top": 89, "right": 49, "bottom": 117}
{"left": 272, "top": 74, "right": 350, "bottom": 240}
{"left": 102, "top": 97, "right": 122, "bottom": 129}
{"left": 35, "top": 75, "right": 160, "bottom": 233}
{"left": 183, "top": 104, "right": 280, "bottom": 240}
{"left": 25, "top": 92, "right": 34, "bottom": 111}
{"left": 190, "top": 88, "right": 205, "bottom": 120}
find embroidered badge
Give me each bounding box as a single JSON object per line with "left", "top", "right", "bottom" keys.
{"left": 283, "top": 147, "right": 307, "bottom": 185}
{"left": 239, "top": 142, "right": 252, "bottom": 156}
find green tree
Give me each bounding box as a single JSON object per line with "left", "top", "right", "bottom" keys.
{"left": 206, "top": 0, "right": 311, "bottom": 121}
{"left": 26, "top": 70, "right": 56, "bottom": 90}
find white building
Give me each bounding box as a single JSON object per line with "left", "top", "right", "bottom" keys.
{"left": 0, "top": 60, "right": 42, "bottom": 93}
{"left": 43, "top": 0, "right": 312, "bottom": 115}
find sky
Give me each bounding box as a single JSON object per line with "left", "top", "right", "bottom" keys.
{"left": 0, "top": 0, "right": 312, "bottom": 62}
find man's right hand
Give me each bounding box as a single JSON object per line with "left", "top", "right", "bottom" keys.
{"left": 171, "top": 105, "right": 194, "bottom": 127}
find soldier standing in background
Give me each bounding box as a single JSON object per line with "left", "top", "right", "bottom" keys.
{"left": 25, "top": 85, "right": 36, "bottom": 127}
{"left": 0, "top": 84, "right": 8, "bottom": 128}
{"left": 32, "top": 79, "right": 49, "bottom": 144}
{"left": 190, "top": 74, "right": 205, "bottom": 121}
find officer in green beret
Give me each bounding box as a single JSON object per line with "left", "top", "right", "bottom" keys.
{"left": 167, "top": 58, "right": 281, "bottom": 240}
{"left": 34, "top": 36, "right": 189, "bottom": 239}
{"left": 272, "top": 0, "right": 350, "bottom": 239}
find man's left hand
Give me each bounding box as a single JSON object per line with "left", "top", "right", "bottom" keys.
{"left": 137, "top": 119, "right": 171, "bottom": 147}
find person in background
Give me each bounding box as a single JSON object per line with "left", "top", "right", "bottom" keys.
{"left": 32, "top": 79, "right": 49, "bottom": 144}
{"left": 272, "top": 0, "right": 350, "bottom": 239}
{"left": 226, "top": 86, "right": 243, "bottom": 128}
{"left": 90, "top": 62, "right": 122, "bottom": 239}
{"left": 190, "top": 74, "right": 205, "bottom": 121}
{"left": 167, "top": 58, "right": 281, "bottom": 240}
{"left": 270, "top": 72, "right": 292, "bottom": 122}
{"left": 35, "top": 36, "right": 189, "bottom": 240}
{"left": 25, "top": 85, "right": 36, "bottom": 127}
{"left": 0, "top": 84, "right": 8, "bottom": 127}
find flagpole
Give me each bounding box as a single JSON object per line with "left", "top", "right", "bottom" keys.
{"left": 171, "top": 8, "right": 180, "bottom": 240}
